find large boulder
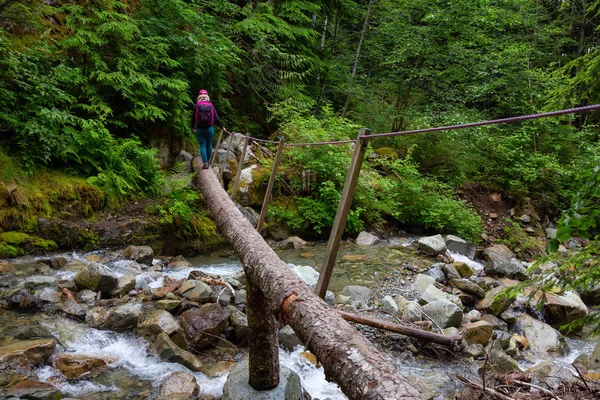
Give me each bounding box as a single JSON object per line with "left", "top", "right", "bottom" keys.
{"left": 137, "top": 309, "right": 187, "bottom": 349}
{"left": 485, "top": 258, "right": 528, "bottom": 281}
{"left": 462, "top": 321, "right": 493, "bottom": 346}
{"left": 445, "top": 235, "right": 476, "bottom": 259}
{"left": 74, "top": 262, "right": 119, "bottom": 293}
{"left": 541, "top": 291, "right": 587, "bottom": 328}
{"left": 411, "top": 274, "right": 435, "bottom": 295}
{"left": 53, "top": 353, "right": 114, "bottom": 379}
{"left": 341, "top": 285, "right": 372, "bottom": 309}
{"left": 0, "top": 339, "right": 56, "bottom": 368}
{"left": 514, "top": 314, "right": 569, "bottom": 355}
{"left": 178, "top": 280, "right": 213, "bottom": 303}
{"left": 420, "top": 298, "right": 463, "bottom": 329}
{"left": 159, "top": 371, "right": 199, "bottom": 399}
{"left": 154, "top": 332, "right": 205, "bottom": 373}
{"left": 476, "top": 286, "right": 513, "bottom": 316}
{"left": 417, "top": 235, "right": 447, "bottom": 256}
{"left": 222, "top": 358, "right": 307, "bottom": 400}
{"left": 180, "top": 304, "right": 229, "bottom": 350}
{"left": 450, "top": 279, "right": 485, "bottom": 299}
{"left": 104, "top": 303, "right": 143, "bottom": 331}
{"left": 121, "top": 245, "right": 154, "bottom": 265}
{"left": 355, "top": 231, "right": 380, "bottom": 246}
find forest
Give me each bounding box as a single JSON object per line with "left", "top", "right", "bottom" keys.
{"left": 0, "top": 0, "right": 599, "bottom": 259}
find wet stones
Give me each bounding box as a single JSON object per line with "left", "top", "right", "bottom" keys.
{"left": 514, "top": 314, "right": 569, "bottom": 355}
{"left": 53, "top": 353, "right": 114, "bottom": 379}
{"left": 180, "top": 303, "right": 229, "bottom": 350}
{"left": 74, "top": 262, "right": 119, "bottom": 293}
{"left": 137, "top": 308, "right": 187, "bottom": 349}
{"left": 104, "top": 302, "right": 143, "bottom": 331}
{"left": 121, "top": 245, "right": 154, "bottom": 265}
{"left": 417, "top": 234, "right": 447, "bottom": 256}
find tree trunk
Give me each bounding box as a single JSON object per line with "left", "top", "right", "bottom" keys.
{"left": 341, "top": 0, "right": 374, "bottom": 118}
{"left": 247, "top": 278, "right": 279, "bottom": 389}
{"left": 193, "top": 157, "right": 421, "bottom": 400}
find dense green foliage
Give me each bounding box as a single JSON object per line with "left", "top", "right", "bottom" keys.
{"left": 1, "top": 0, "right": 600, "bottom": 244}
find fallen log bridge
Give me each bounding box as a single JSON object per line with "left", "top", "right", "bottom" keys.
{"left": 194, "top": 158, "right": 422, "bottom": 400}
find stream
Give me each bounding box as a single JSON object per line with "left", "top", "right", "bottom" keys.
{"left": 0, "top": 239, "right": 597, "bottom": 399}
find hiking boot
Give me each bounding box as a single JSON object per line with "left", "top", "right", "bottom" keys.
{"left": 202, "top": 163, "right": 209, "bottom": 169}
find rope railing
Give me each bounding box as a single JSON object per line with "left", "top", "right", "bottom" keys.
{"left": 362, "top": 104, "right": 600, "bottom": 140}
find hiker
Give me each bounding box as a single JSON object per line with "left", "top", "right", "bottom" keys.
{"left": 192, "top": 89, "right": 225, "bottom": 169}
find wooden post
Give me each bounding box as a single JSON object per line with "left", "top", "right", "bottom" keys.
{"left": 210, "top": 128, "right": 224, "bottom": 166}
{"left": 315, "top": 128, "right": 370, "bottom": 298}
{"left": 247, "top": 277, "right": 279, "bottom": 389}
{"left": 231, "top": 136, "right": 249, "bottom": 201}
{"left": 219, "top": 131, "right": 235, "bottom": 187}
{"left": 256, "top": 139, "right": 285, "bottom": 233}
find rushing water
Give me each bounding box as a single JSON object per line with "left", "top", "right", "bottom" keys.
{"left": 2, "top": 241, "right": 597, "bottom": 399}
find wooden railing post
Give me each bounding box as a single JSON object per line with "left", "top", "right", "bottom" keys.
{"left": 256, "top": 139, "right": 285, "bottom": 233}
{"left": 210, "top": 128, "right": 225, "bottom": 166}
{"left": 219, "top": 131, "right": 235, "bottom": 187}
{"left": 231, "top": 136, "right": 249, "bottom": 202}
{"left": 315, "top": 128, "right": 370, "bottom": 298}
{"left": 247, "top": 276, "right": 279, "bottom": 389}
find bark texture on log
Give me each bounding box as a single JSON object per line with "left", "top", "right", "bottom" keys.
{"left": 194, "top": 158, "right": 421, "bottom": 400}
{"left": 247, "top": 278, "right": 279, "bottom": 389}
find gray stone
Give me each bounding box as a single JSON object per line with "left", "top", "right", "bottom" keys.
{"left": 514, "top": 314, "right": 569, "bottom": 355}
{"left": 109, "top": 276, "right": 137, "bottom": 298}
{"left": 411, "top": 274, "right": 435, "bottom": 295}
{"left": 420, "top": 298, "right": 463, "bottom": 329}
{"left": 288, "top": 264, "right": 319, "bottom": 289}
{"left": 341, "top": 285, "right": 372, "bottom": 309}
{"left": 380, "top": 295, "right": 398, "bottom": 314}
{"left": 35, "top": 287, "right": 60, "bottom": 303}
{"left": 451, "top": 279, "right": 485, "bottom": 299}
{"left": 178, "top": 280, "right": 212, "bottom": 303}
{"left": 465, "top": 310, "right": 482, "bottom": 322}
{"left": 222, "top": 358, "right": 306, "bottom": 400}
{"left": 121, "top": 245, "right": 154, "bottom": 265}
{"left": 417, "top": 235, "right": 447, "bottom": 256}
{"left": 174, "top": 150, "right": 193, "bottom": 173}
{"left": 60, "top": 298, "right": 88, "bottom": 318}
{"left": 476, "top": 286, "right": 513, "bottom": 316}
{"left": 86, "top": 307, "right": 108, "bottom": 328}
{"left": 424, "top": 266, "right": 446, "bottom": 282}
{"left": 485, "top": 258, "right": 528, "bottom": 280}
{"left": 490, "top": 348, "right": 521, "bottom": 374}
{"left": 227, "top": 305, "right": 248, "bottom": 344}
{"left": 442, "top": 263, "right": 461, "bottom": 281}
{"left": 104, "top": 303, "right": 142, "bottom": 331}
{"left": 541, "top": 291, "right": 587, "bottom": 328}
{"left": 445, "top": 235, "right": 476, "bottom": 259}
{"left": 278, "top": 325, "right": 302, "bottom": 351}
{"left": 159, "top": 371, "right": 199, "bottom": 398}
{"left": 280, "top": 236, "right": 307, "bottom": 250}
{"left": 545, "top": 228, "right": 557, "bottom": 239}
{"left": 137, "top": 309, "right": 186, "bottom": 349}
{"left": 464, "top": 344, "right": 485, "bottom": 358}
{"left": 234, "top": 289, "right": 246, "bottom": 305}
{"left": 180, "top": 303, "right": 229, "bottom": 350}
{"left": 24, "top": 276, "right": 58, "bottom": 290}
{"left": 355, "top": 231, "right": 380, "bottom": 246}
{"left": 78, "top": 289, "right": 97, "bottom": 303}
{"left": 462, "top": 321, "right": 493, "bottom": 345}
{"left": 324, "top": 290, "right": 335, "bottom": 307}
{"left": 419, "top": 285, "right": 462, "bottom": 308}
{"left": 402, "top": 300, "right": 423, "bottom": 322}
{"left": 154, "top": 332, "right": 205, "bottom": 373}
{"left": 74, "top": 262, "right": 119, "bottom": 293}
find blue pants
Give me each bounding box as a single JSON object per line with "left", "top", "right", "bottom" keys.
{"left": 195, "top": 126, "right": 214, "bottom": 163}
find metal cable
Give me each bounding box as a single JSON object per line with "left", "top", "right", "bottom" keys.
{"left": 286, "top": 139, "right": 356, "bottom": 147}
{"left": 363, "top": 104, "right": 600, "bottom": 139}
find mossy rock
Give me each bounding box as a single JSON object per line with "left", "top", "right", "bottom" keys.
{"left": 373, "top": 147, "right": 399, "bottom": 159}
{"left": 0, "top": 231, "right": 57, "bottom": 256}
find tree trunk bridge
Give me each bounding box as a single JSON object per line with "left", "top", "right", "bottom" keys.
{"left": 193, "top": 156, "right": 422, "bottom": 400}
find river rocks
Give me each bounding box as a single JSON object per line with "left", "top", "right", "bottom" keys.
{"left": 450, "top": 279, "right": 485, "bottom": 299}
{"left": 35, "top": 287, "right": 60, "bottom": 303}
{"left": 489, "top": 348, "right": 521, "bottom": 374}
{"left": 154, "top": 332, "right": 205, "bottom": 373}
{"left": 0, "top": 339, "right": 56, "bottom": 368}
{"left": 355, "top": 231, "right": 379, "bottom": 246}
{"left": 424, "top": 265, "right": 446, "bottom": 282}
{"left": 419, "top": 285, "right": 462, "bottom": 308}
{"left": 441, "top": 263, "right": 461, "bottom": 281}
{"left": 109, "top": 275, "right": 137, "bottom": 298}
{"left": 411, "top": 274, "right": 435, "bottom": 295}
{"left": 421, "top": 298, "right": 462, "bottom": 328}
{"left": 121, "top": 245, "right": 154, "bottom": 265}
{"left": 453, "top": 262, "right": 474, "bottom": 279}
{"left": 417, "top": 234, "right": 447, "bottom": 255}
{"left": 278, "top": 325, "right": 302, "bottom": 351}
{"left": 289, "top": 264, "right": 319, "bottom": 288}
{"left": 137, "top": 309, "right": 187, "bottom": 349}
{"left": 485, "top": 258, "right": 528, "bottom": 280}
{"left": 24, "top": 275, "right": 58, "bottom": 290}
{"left": 74, "top": 262, "right": 119, "bottom": 293}
{"left": 180, "top": 303, "right": 229, "bottom": 349}
{"left": 8, "top": 288, "right": 38, "bottom": 310}
{"left": 104, "top": 302, "right": 143, "bottom": 331}
{"left": 86, "top": 306, "right": 108, "bottom": 328}
{"left": 475, "top": 286, "right": 512, "bottom": 316}
{"left": 541, "top": 291, "right": 587, "bottom": 327}
{"left": 222, "top": 358, "right": 306, "bottom": 400}
{"left": 60, "top": 297, "right": 88, "bottom": 318}
{"left": 227, "top": 305, "right": 248, "bottom": 344}
{"left": 341, "top": 285, "right": 372, "bottom": 309}
{"left": 54, "top": 353, "right": 114, "bottom": 379}
{"left": 462, "top": 321, "right": 493, "bottom": 345}
{"left": 179, "top": 280, "right": 213, "bottom": 303}
{"left": 514, "top": 314, "right": 568, "bottom": 355}
{"left": 445, "top": 235, "right": 476, "bottom": 259}
{"left": 280, "top": 236, "right": 307, "bottom": 249}
{"left": 2, "top": 379, "right": 62, "bottom": 400}
{"left": 159, "top": 371, "right": 199, "bottom": 399}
